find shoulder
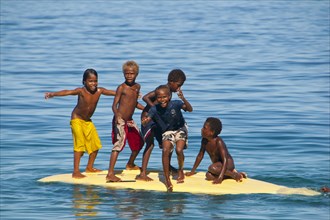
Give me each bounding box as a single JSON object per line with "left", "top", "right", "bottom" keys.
{"left": 148, "top": 105, "right": 157, "bottom": 116}
{"left": 172, "top": 100, "right": 183, "bottom": 107}
{"left": 150, "top": 105, "right": 157, "bottom": 112}
{"left": 97, "top": 87, "right": 105, "bottom": 92}
{"left": 116, "top": 83, "right": 126, "bottom": 91}
{"left": 75, "top": 87, "right": 84, "bottom": 94}
{"left": 216, "top": 136, "right": 226, "bottom": 147}
{"left": 133, "top": 83, "right": 141, "bottom": 90}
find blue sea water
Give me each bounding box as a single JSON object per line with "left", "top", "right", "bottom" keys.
{"left": 1, "top": 0, "right": 329, "bottom": 219}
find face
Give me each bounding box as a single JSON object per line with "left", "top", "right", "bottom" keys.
{"left": 201, "top": 122, "right": 214, "bottom": 138}
{"left": 123, "top": 67, "right": 138, "bottom": 85}
{"left": 84, "top": 74, "right": 98, "bottom": 93}
{"left": 156, "top": 88, "right": 171, "bottom": 108}
{"left": 168, "top": 80, "right": 184, "bottom": 92}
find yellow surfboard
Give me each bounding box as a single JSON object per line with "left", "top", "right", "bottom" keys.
{"left": 38, "top": 169, "right": 320, "bottom": 196}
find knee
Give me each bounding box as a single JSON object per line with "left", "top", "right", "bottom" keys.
{"left": 162, "top": 146, "right": 172, "bottom": 155}
{"left": 208, "top": 164, "right": 216, "bottom": 172}
{"left": 208, "top": 163, "right": 222, "bottom": 174}
{"left": 175, "top": 147, "right": 183, "bottom": 155}
{"left": 205, "top": 172, "right": 215, "bottom": 180}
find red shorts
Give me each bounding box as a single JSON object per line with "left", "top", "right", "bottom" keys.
{"left": 111, "top": 117, "right": 144, "bottom": 152}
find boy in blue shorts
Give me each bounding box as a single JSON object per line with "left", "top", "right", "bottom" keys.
{"left": 141, "top": 85, "right": 193, "bottom": 192}
{"left": 136, "top": 69, "right": 187, "bottom": 182}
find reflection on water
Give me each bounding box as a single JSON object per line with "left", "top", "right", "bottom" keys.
{"left": 72, "top": 184, "right": 191, "bottom": 219}
{"left": 72, "top": 185, "right": 101, "bottom": 218}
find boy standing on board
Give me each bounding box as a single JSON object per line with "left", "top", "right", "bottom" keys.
{"left": 45, "top": 69, "right": 116, "bottom": 179}
{"left": 185, "top": 117, "right": 247, "bottom": 183}
{"left": 136, "top": 69, "right": 187, "bottom": 181}
{"left": 105, "top": 61, "right": 144, "bottom": 182}
{"left": 141, "top": 85, "right": 193, "bottom": 192}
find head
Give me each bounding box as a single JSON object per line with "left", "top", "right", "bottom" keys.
{"left": 122, "top": 60, "right": 139, "bottom": 85}
{"left": 155, "top": 84, "right": 171, "bottom": 108}
{"left": 82, "top": 69, "right": 98, "bottom": 93}
{"left": 202, "top": 117, "right": 222, "bottom": 138}
{"left": 167, "top": 69, "right": 186, "bottom": 92}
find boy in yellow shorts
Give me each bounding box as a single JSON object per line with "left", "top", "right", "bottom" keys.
{"left": 45, "top": 69, "right": 116, "bottom": 178}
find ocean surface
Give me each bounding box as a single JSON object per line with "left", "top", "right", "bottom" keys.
{"left": 1, "top": 0, "right": 329, "bottom": 219}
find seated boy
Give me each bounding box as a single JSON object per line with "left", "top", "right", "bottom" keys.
{"left": 185, "top": 117, "right": 246, "bottom": 184}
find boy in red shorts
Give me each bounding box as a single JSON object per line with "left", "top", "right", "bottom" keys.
{"left": 105, "top": 61, "right": 144, "bottom": 182}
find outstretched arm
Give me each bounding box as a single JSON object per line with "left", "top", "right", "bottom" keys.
{"left": 45, "top": 88, "right": 80, "bottom": 99}
{"left": 100, "top": 87, "right": 116, "bottom": 96}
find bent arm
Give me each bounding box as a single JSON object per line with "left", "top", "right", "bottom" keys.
{"left": 177, "top": 89, "right": 193, "bottom": 112}
{"left": 136, "top": 102, "right": 145, "bottom": 110}
{"left": 142, "top": 90, "right": 156, "bottom": 106}
{"left": 112, "top": 86, "right": 122, "bottom": 120}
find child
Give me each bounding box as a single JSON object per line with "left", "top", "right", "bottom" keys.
{"left": 185, "top": 117, "right": 247, "bottom": 184}
{"left": 105, "top": 60, "right": 145, "bottom": 182}
{"left": 136, "top": 69, "right": 187, "bottom": 182}
{"left": 141, "top": 85, "right": 193, "bottom": 192}
{"left": 44, "top": 68, "right": 116, "bottom": 179}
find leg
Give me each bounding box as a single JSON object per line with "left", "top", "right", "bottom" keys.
{"left": 72, "top": 151, "right": 86, "bottom": 178}
{"left": 205, "top": 171, "right": 217, "bottom": 181}
{"left": 175, "top": 140, "right": 185, "bottom": 183}
{"left": 136, "top": 139, "right": 154, "bottom": 181}
{"left": 85, "top": 150, "right": 102, "bottom": 173}
{"left": 162, "top": 140, "right": 173, "bottom": 192}
{"left": 169, "top": 151, "right": 178, "bottom": 174}
{"left": 208, "top": 162, "right": 246, "bottom": 182}
{"left": 105, "top": 151, "right": 121, "bottom": 182}
{"left": 126, "top": 150, "right": 141, "bottom": 170}
{"left": 126, "top": 121, "right": 143, "bottom": 170}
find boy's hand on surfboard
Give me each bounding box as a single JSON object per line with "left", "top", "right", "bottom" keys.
{"left": 212, "top": 178, "right": 223, "bottom": 184}
{"left": 185, "top": 171, "right": 196, "bottom": 176}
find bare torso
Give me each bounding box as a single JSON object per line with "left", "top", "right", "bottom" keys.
{"left": 71, "top": 87, "right": 103, "bottom": 121}
{"left": 114, "top": 82, "right": 140, "bottom": 121}
{"left": 203, "top": 136, "right": 235, "bottom": 170}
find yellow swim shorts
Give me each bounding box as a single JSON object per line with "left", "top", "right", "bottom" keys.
{"left": 70, "top": 119, "right": 102, "bottom": 154}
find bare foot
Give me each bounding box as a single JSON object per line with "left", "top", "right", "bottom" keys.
{"left": 105, "top": 174, "right": 122, "bottom": 182}
{"left": 177, "top": 170, "right": 185, "bottom": 184}
{"left": 240, "top": 172, "right": 248, "bottom": 179}
{"left": 165, "top": 178, "right": 173, "bottom": 192}
{"left": 72, "top": 172, "right": 86, "bottom": 179}
{"left": 321, "top": 186, "right": 330, "bottom": 193}
{"left": 135, "top": 174, "right": 154, "bottom": 181}
{"left": 233, "top": 169, "right": 247, "bottom": 179}
{"left": 126, "top": 164, "right": 141, "bottom": 170}
{"left": 85, "top": 167, "right": 102, "bottom": 173}
{"left": 167, "top": 185, "right": 173, "bottom": 192}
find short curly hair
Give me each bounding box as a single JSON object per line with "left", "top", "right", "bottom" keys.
{"left": 167, "top": 69, "right": 186, "bottom": 82}
{"left": 155, "top": 84, "right": 171, "bottom": 96}
{"left": 122, "top": 60, "right": 139, "bottom": 74}
{"left": 205, "top": 117, "right": 222, "bottom": 136}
